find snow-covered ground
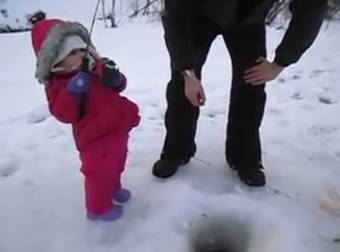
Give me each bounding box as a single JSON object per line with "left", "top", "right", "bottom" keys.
{"left": 1, "top": 2, "right": 340, "bottom": 252}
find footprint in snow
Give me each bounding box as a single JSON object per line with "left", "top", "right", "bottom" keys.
{"left": 0, "top": 154, "right": 19, "bottom": 178}
{"left": 308, "top": 125, "right": 339, "bottom": 136}
{"left": 309, "top": 69, "right": 334, "bottom": 79}
{"left": 290, "top": 92, "right": 304, "bottom": 101}
{"left": 301, "top": 104, "right": 316, "bottom": 111}
{"left": 26, "top": 106, "right": 50, "bottom": 124}
{"left": 268, "top": 108, "right": 284, "bottom": 116}
{"left": 318, "top": 95, "right": 337, "bottom": 105}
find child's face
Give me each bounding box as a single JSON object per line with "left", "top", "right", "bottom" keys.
{"left": 59, "top": 49, "right": 86, "bottom": 72}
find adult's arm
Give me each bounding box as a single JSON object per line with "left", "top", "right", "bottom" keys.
{"left": 274, "top": 0, "right": 327, "bottom": 67}
{"left": 162, "top": 0, "right": 195, "bottom": 71}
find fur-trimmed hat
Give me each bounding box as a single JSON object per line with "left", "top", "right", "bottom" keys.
{"left": 51, "top": 35, "right": 88, "bottom": 68}
{"left": 30, "top": 14, "right": 99, "bottom": 85}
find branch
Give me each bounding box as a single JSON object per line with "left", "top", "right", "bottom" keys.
{"left": 129, "top": 0, "right": 160, "bottom": 18}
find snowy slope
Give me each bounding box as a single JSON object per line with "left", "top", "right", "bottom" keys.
{"left": 0, "top": 2, "right": 340, "bottom": 252}
{"left": 0, "top": 0, "right": 155, "bottom": 32}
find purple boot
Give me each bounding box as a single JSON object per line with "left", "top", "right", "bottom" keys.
{"left": 87, "top": 205, "right": 123, "bottom": 221}
{"left": 114, "top": 188, "right": 131, "bottom": 203}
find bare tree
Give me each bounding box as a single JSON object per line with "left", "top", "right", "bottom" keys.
{"left": 108, "top": 0, "right": 117, "bottom": 27}
{"left": 266, "top": 0, "right": 292, "bottom": 25}
{"left": 266, "top": 0, "right": 340, "bottom": 25}
{"left": 130, "top": 0, "right": 161, "bottom": 18}
{"left": 327, "top": 0, "right": 340, "bottom": 19}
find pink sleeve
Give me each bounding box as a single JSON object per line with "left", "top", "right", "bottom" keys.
{"left": 46, "top": 78, "right": 82, "bottom": 124}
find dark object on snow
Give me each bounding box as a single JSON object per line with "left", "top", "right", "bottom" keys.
{"left": 189, "top": 214, "right": 250, "bottom": 252}
{"left": 0, "top": 9, "right": 8, "bottom": 18}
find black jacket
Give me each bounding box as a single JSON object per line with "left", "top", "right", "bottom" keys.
{"left": 162, "top": 0, "right": 327, "bottom": 70}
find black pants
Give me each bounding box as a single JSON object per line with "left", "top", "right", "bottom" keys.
{"left": 161, "top": 19, "right": 267, "bottom": 174}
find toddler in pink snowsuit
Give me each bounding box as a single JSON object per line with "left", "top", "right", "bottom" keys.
{"left": 30, "top": 12, "right": 140, "bottom": 221}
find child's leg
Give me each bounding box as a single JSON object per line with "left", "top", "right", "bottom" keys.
{"left": 84, "top": 171, "right": 123, "bottom": 221}
{"left": 113, "top": 151, "right": 132, "bottom": 203}
{"left": 80, "top": 140, "right": 120, "bottom": 215}
{"left": 117, "top": 150, "right": 128, "bottom": 185}
{"left": 84, "top": 172, "right": 118, "bottom": 214}
{"left": 80, "top": 132, "right": 129, "bottom": 215}
{"left": 105, "top": 132, "right": 129, "bottom": 192}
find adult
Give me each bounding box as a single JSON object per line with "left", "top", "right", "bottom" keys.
{"left": 152, "top": 0, "right": 327, "bottom": 186}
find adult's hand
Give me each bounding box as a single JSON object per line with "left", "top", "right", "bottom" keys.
{"left": 183, "top": 70, "right": 206, "bottom": 107}
{"left": 244, "top": 57, "right": 284, "bottom": 85}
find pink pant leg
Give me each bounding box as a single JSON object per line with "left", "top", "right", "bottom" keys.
{"left": 80, "top": 132, "right": 129, "bottom": 214}
{"left": 84, "top": 173, "right": 116, "bottom": 214}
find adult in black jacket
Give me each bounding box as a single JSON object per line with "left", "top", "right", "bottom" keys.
{"left": 152, "top": 0, "right": 327, "bottom": 186}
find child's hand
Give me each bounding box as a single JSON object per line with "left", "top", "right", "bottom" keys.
{"left": 102, "top": 59, "right": 127, "bottom": 92}
{"left": 112, "top": 71, "right": 127, "bottom": 92}
{"left": 66, "top": 71, "right": 90, "bottom": 94}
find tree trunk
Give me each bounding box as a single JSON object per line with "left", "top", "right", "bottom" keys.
{"left": 108, "top": 0, "right": 117, "bottom": 27}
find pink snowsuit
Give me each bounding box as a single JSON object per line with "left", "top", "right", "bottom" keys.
{"left": 46, "top": 61, "right": 140, "bottom": 214}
